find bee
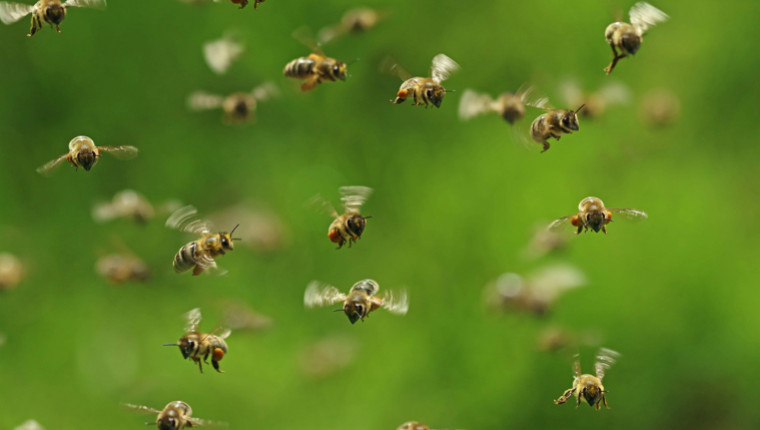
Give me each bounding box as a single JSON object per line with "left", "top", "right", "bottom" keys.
{"left": 0, "top": 253, "right": 25, "bottom": 292}
{"left": 95, "top": 253, "right": 150, "bottom": 285}
{"left": 0, "top": 0, "right": 105, "bottom": 37}
{"left": 604, "top": 2, "right": 668, "bottom": 75}
{"left": 521, "top": 224, "right": 569, "bottom": 260}
{"left": 124, "top": 400, "right": 224, "bottom": 429}
{"left": 558, "top": 79, "right": 630, "bottom": 119}
{"left": 639, "top": 88, "right": 680, "bottom": 127}
{"left": 92, "top": 189, "right": 154, "bottom": 224}
{"left": 317, "top": 7, "right": 387, "bottom": 44}
{"left": 458, "top": 86, "right": 549, "bottom": 124}
{"left": 299, "top": 334, "right": 357, "bottom": 379}
{"left": 309, "top": 186, "right": 372, "bottom": 249}
{"left": 36, "top": 136, "right": 137, "bottom": 175}
{"left": 397, "top": 423, "right": 430, "bottom": 430}
{"left": 537, "top": 327, "right": 601, "bottom": 354}
{"left": 304, "top": 279, "right": 408, "bottom": 324}
{"left": 283, "top": 29, "right": 347, "bottom": 92}
{"left": 13, "top": 420, "right": 45, "bottom": 430}
{"left": 388, "top": 54, "right": 459, "bottom": 108}
{"left": 548, "top": 196, "right": 648, "bottom": 234}
{"left": 554, "top": 348, "right": 620, "bottom": 410}
{"left": 208, "top": 203, "right": 289, "bottom": 253}
{"left": 203, "top": 33, "right": 244, "bottom": 75}
{"left": 216, "top": 0, "right": 263, "bottom": 10}
{"left": 529, "top": 104, "right": 585, "bottom": 153}
{"left": 220, "top": 301, "right": 273, "bottom": 332}
{"left": 484, "top": 264, "right": 586, "bottom": 316}
{"left": 165, "top": 205, "right": 241, "bottom": 276}
{"left": 188, "top": 83, "right": 278, "bottom": 124}
{"left": 163, "top": 308, "right": 231, "bottom": 373}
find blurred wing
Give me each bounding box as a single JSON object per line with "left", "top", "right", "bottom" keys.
{"left": 188, "top": 417, "right": 229, "bottom": 429}
{"left": 598, "top": 81, "right": 631, "bottom": 106}
{"left": 203, "top": 36, "right": 244, "bottom": 75}
{"left": 379, "top": 289, "right": 409, "bottom": 315}
{"left": 251, "top": 81, "right": 280, "bottom": 102}
{"left": 187, "top": 91, "right": 225, "bottom": 111}
{"left": 306, "top": 194, "right": 339, "bottom": 218}
{"left": 430, "top": 53, "right": 459, "bottom": 84}
{"left": 529, "top": 264, "right": 586, "bottom": 302}
{"left": 629, "top": 2, "right": 668, "bottom": 35}
{"left": 317, "top": 24, "right": 344, "bottom": 45}
{"left": 98, "top": 145, "right": 138, "bottom": 160}
{"left": 183, "top": 307, "right": 203, "bottom": 332}
{"left": 122, "top": 403, "right": 161, "bottom": 415}
{"left": 166, "top": 205, "right": 211, "bottom": 234}
{"left": 547, "top": 215, "right": 577, "bottom": 232}
{"left": 594, "top": 347, "right": 620, "bottom": 379}
{"left": 36, "top": 153, "right": 69, "bottom": 176}
{"left": 292, "top": 26, "right": 322, "bottom": 54}
{"left": 609, "top": 208, "right": 648, "bottom": 222}
{"left": 92, "top": 201, "right": 117, "bottom": 222}
{"left": 208, "top": 324, "right": 232, "bottom": 340}
{"left": 558, "top": 79, "right": 583, "bottom": 108}
{"left": 379, "top": 56, "right": 411, "bottom": 81}
{"left": 572, "top": 356, "right": 582, "bottom": 377}
{"left": 0, "top": 2, "right": 32, "bottom": 24}
{"left": 304, "top": 281, "right": 346, "bottom": 308}
{"left": 339, "top": 186, "right": 372, "bottom": 213}
{"left": 458, "top": 89, "right": 498, "bottom": 120}
{"left": 520, "top": 86, "right": 552, "bottom": 110}
{"left": 65, "top": 0, "right": 107, "bottom": 9}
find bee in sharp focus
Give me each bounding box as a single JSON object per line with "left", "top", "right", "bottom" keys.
{"left": 604, "top": 2, "right": 668, "bottom": 75}
{"left": 124, "top": 400, "right": 225, "bottom": 429}
{"left": 309, "top": 186, "right": 372, "bottom": 249}
{"left": 304, "top": 279, "right": 408, "bottom": 324}
{"left": 188, "top": 82, "right": 278, "bottom": 124}
{"left": 529, "top": 104, "right": 585, "bottom": 153}
{"left": 554, "top": 348, "right": 620, "bottom": 410}
{"left": 548, "top": 196, "right": 648, "bottom": 234}
{"left": 317, "top": 7, "right": 387, "bottom": 44}
{"left": 484, "top": 264, "right": 586, "bottom": 316}
{"left": 387, "top": 54, "right": 459, "bottom": 108}
{"left": 0, "top": 0, "right": 105, "bottom": 37}
{"left": 459, "top": 85, "right": 549, "bottom": 124}
{"left": 163, "top": 308, "right": 231, "bottom": 373}
{"left": 36, "top": 135, "right": 137, "bottom": 175}
{"left": 0, "top": 253, "right": 25, "bottom": 292}
{"left": 284, "top": 28, "right": 347, "bottom": 92}
{"left": 559, "top": 79, "right": 630, "bottom": 120}
{"left": 165, "top": 205, "right": 241, "bottom": 276}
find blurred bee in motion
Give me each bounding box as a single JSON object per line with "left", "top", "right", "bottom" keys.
{"left": 124, "top": 400, "right": 225, "bottom": 429}
{"left": 458, "top": 85, "right": 549, "bottom": 124}
{"left": 639, "top": 88, "right": 680, "bottom": 127}
{"left": 92, "top": 189, "right": 154, "bottom": 224}
{"left": 529, "top": 104, "right": 585, "bottom": 153}
{"left": 0, "top": 0, "right": 105, "bottom": 37}
{"left": 548, "top": 196, "right": 648, "bottom": 234}
{"left": 95, "top": 252, "right": 150, "bottom": 285}
{"left": 386, "top": 54, "right": 459, "bottom": 108}
{"left": 165, "top": 205, "right": 241, "bottom": 276}
{"left": 309, "top": 186, "right": 372, "bottom": 249}
{"left": 317, "top": 7, "right": 387, "bottom": 44}
{"left": 0, "top": 253, "right": 25, "bottom": 292}
{"left": 484, "top": 264, "right": 586, "bottom": 316}
{"left": 13, "top": 420, "right": 45, "bottom": 430}
{"left": 604, "top": 2, "right": 668, "bottom": 75}
{"left": 299, "top": 334, "right": 357, "bottom": 379}
{"left": 284, "top": 28, "right": 348, "bottom": 92}
{"left": 203, "top": 32, "right": 244, "bottom": 75}
{"left": 36, "top": 136, "right": 137, "bottom": 175}
{"left": 188, "top": 82, "right": 278, "bottom": 124}
{"left": 398, "top": 422, "right": 430, "bottom": 430}
{"left": 536, "top": 327, "right": 601, "bottom": 354}
{"left": 554, "top": 348, "right": 620, "bottom": 410}
{"left": 558, "top": 79, "right": 630, "bottom": 119}
{"left": 304, "top": 279, "right": 409, "bottom": 324}
{"left": 220, "top": 300, "right": 273, "bottom": 332}
{"left": 521, "top": 224, "right": 569, "bottom": 261}
{"left": 164, "top": 308, "right": 231, "bottom": 373}
{"left": 208, "top": 203, "right": 289, "bottom": 253}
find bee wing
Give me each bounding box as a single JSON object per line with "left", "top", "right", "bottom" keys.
{"left": 317, "top": 23, "right": 345, "bottom": 45}
{"left": 572, "top": 355, "right": 582, "bottom": 378}
{"left": 0, "top": 2, "right": 33, "bottom": 24}
{"left": 92, "top": 201, "right": 118, "bottom": 222}
{"left": 122, "top": 403, "right": 162, "bottom": 415}
{"left": 65, "top": 0, "right": 107, "bottom": 9}
{"left": 306, "top": 194, "right": 339, "bottom": 218}
{"left": 430, "top": 54, "right": 459, "bottom": 84}
{"left": 251, "top": 81, "right": 280, "bottom": 102}
{"left": 558, "top": 79, "right": 584, "bottom": 108}
{"left": 598, "top": 81, "right": 631, "bottom": 106}
{"left": 304, "top": 281, "right": 346, "bottom": 308}
{"left": 187, "top": 91, "right": 225, "bottom": 111}
{"left": 203, "top": 36, "right": 244, "bottom": 75}
{"left": 594, "top": 348, "right": 620, "bottom": 380}
{"left": 183, "top": 307, "right": 203, "bottom": 332}
{"left": 547, "top": 214, "right": 578, "bottom": 232}
{"left": 629, "top": 1, "right": 668, "bottom": 35}
{"left": 187, "top": 417, "right": 229, "bottom": 429}
{"left": 166, "top": 205, "right": 212, "bottom": 235}
{"left": 458, "top": 89, "right": 498, "bottom": 120}
{"left": 379, "top": 289, "right": 409, "bottom": 315}
{"left": 36, "top": 153, "right": 69, "bottom": 176}
{"left": 339, "top": 186, "right": 372, "bottom": 214}
{"left": 609, "top": 208, "right": 648, "bottom": 222}
{"left": 98, "top": 145, "right": 139, "bottom": 160}
{"left": 292, "top": 26, "right": 323, "bottom": 55}
{"left": 520, "top": 86, "right": 552, "bottom": 110}
{"left": 379, "top": 56, "right": 411, "bottom": 81}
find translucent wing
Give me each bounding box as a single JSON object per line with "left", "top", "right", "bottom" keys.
{"left": 629, "top": 2, "right": 668, "bottom": 35}
{"left": 184, "top": 307, "right": 203, "bottom": 332}
{"left": 292, "top": 26, "right": 322, "bottom": 54}
{"left": 594, "top": 347, "right": 620, "bottom": 380}
{"left": 122, "top": 403, "right": 162, "bottom": 415}
{"left": 430, "top": 53, "right": 459, "bottom": 84}
{"left": 306, "top": 194, "right": 339, "bottom": 218}
{"left": 188, "top": 91, "right": 225, "bottom": 111}
{"left": 304, "top": 281, "right": 346, "bottom": 308}
{"left": 520, "top": 86, "right": 552, "bottom": 109}
{"left": 166, "top": 205, "right": 211, "bottom": 235}
{"left": 458, "top": 89, "right": 498, "bottom": 120}
{"left": 379, "top": 289, "right": 409, "bottom": 315}
{"left": 339, "top": 185, "right": 372, "bottom": 214}
{"left": 572, "top": 355, "right": 582, "bottom": 378}
{"left": 547, "top": 214, "right": 578, "bottom": 232}
{"left": 36, "top": 153, "right": 69, "bottom": 176}
{"left": 65, "top": 0, "right": 107, "bottom": 9}
{"left": 598, "top": 81, "right": 631, "bottom": 106}
{"left": 203, "top": 36, "right": 244, "bottom": 75}
{"left": 98, "top": 145, "right": 138, "bottom": 160}
{"left": 0, "top": 2, "right": 32, "bottom": 24}
{"left": 379, "top": 56, "right": 411, "bottom": 81}
{"left": 559, "top": 79, "right": 584, "bottom": 108}
{"left": 317, "top": 23, "right": 345, "bottom": 45}
{"left": 609, "top": 208, "right": 648, "bottom": 222}
{"left": 187, "top": 417, "right": 229, "bottom": 429}
{"left": 251, "top": 81, "right": 279, "bottom": 102}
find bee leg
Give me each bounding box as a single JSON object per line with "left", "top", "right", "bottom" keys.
{"left": 27, "top": 16, "right": 39, "bottom": 37}
{"left": 602, "top": 225, "right": 607, "bottom": 234}
{"left": 602, "top": 394, "right": 610, "bottom": 410}
{"left": 540, "top": 140, "right": 550, "bottom": 153}
{"left": 240, "top": 0, "right": 248, "bottom": 9}
{"left": 554, "top": 388, "right": 574, "bottom": 405}
{"left": 196, "top": 359, "right": 203, "bottom": 373}
{"left": 55, "top": 24, "right": 61, "bottom": 33}
{"left": 212, "top": 360, "right": 224, "bottom": 373}
{"left": 576, "top": 224, "right": 583, "bottom": 235}
{"left": 192, "top": 265, "right": 204, "bottom": 276}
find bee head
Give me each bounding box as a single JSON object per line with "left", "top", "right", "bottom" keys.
{"left": 346, "top": 215, "right": 366, "bottom": 238}
{"left": 585, "top": 211, "right": 606, "bottom": 233}
{"left": 620, "top": 32, "right": 641, "bottom": 55}
{"left": 233, "top": 99, "right": 249, "bottom": 117}
{"left": 45, "top": 4, "right": 66, "bottom": 25}
{"left": 157, "top": 416, "right": 179, "bottom": 430}
{"left": 220, "top": 224, "right": 241, "bottom": 251}
{"left": 582, "top": 385, "right": 602, "bottom": 407}
{"left": 175, "top": 337, "right": 196, "bottom": 359}
{"left": 425, "top": 85, "right": 446, "bottom": 108}
{"left": 333, "top": 62, "right": 348, "bottom": 81}
{"left": 561, "top": 108, "right": 582, "bottom": 132}
{"left": 343, "top": 299, "right": 367, "bottom": 324}
{"left": 76, "top": 149, "right": 98, "bottom": 171}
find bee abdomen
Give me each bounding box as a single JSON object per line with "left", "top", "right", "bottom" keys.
{"left": 283, "top": 57, "right": 316, "bottom": 79}
{"left": 173, "top": 242, "right": 197, "bottom": 273}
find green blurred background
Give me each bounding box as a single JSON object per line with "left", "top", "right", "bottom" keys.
{"left": 1, "top": 0, "right": 759, "bottom": 428}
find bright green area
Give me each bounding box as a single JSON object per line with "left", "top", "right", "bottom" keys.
{"left": 1, "top": 0, "right": 759, "bottom": 429}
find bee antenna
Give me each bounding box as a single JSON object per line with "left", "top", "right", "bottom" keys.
{"left": 575, "top": 104, "right": 586, "bottom": 113}
{"left": 229, "top": 224, "right": 240, "bottom": 236}
{"left": 332, "top": 308, "right": 343, "bottom": 313}
{"left": 347, "top": 58, "right": 360, "bottom": 66}
{"left": 446, "top": 89, "right": 457, "bottom": 93}
{"left": 364, "top": 215, "right": 373, "bottom": 220}
{"left": 163, "top": 343, "right": 178, "bottom": 347}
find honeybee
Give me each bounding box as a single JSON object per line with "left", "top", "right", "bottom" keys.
{"left": 299, "top": 334, "right": 357, "bottom": 379}
{"left": 521, "top": 224, "right": 569, "bottom": 260}
{"left": 537, "top": 327, "right": 601, "bottom": 354}
{"left": 36, "top": 136, "right": 137, "bottom": 175}
{"left": 220, "top": 301, "right": 273, "bottom": 332}
{"left": 13, "top": 420, "right": 45, "bottom": 430}
{"left": 95, "top": 253, "right": 150, "bottom": 284}
{"left": 548, "top": 196, "right": 648, "bottom": 234}
{"left": 124, "top": 400, "right": 224, "bottom": 429}
{"left": 203, "top": 33, "right": 244, "bottom": 75}
{"left": 0, "top": 253, "right": 25, "bottom": 292}
{"left": 163, "top": 308, "right": 231, "bottom": 373}
{"left": 639, "top": 88, "right": 680, "bottom": 127}
{"left": 604, "top": 2, "right": 668, "bottom": 75}
{"left": 554, "top": 348, "right": 620, "bottom": 410}
{"left": 529, "top": 104, "right": 585, "bottom": 153}
{"left": 283, "top": 29, "right": 347, "bottom": 92}
{"left": 397, "top": 423, "right": 430, "bottom": 430}
{"left": 208, "top": 203, "right": 289, "bottom": 253}
{"left": 387, "top": 54, "right": 459, "bottom": 108}
{"left": 165, "top": 205, "right": 241, "bottom": 276}
{"left": 317, "top": 7, "right": 387, "bottom": 44}
{"left": 93, "top": 189, "right": 154, "bottom": 224}
{"left": 309, "top": 186, "right": 372, "bottom": 249}
{"left": 0, "top": 0, "right": 105, "bottom": 37}
{"left": 558, "top": 79, "right": 630, "bottom": 119}
{"left": 484, "top": 264, "right": 586, "bottom": 316}
{"left": 458, "top": 86, "right": 549, "bottom": 124}
{"left": 304, "top": 279, "right": 408, "bottom": 324}
{"left": 188, "top": 83, "right": 278, "bottom": 124}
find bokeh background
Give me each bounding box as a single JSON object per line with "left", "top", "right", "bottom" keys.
{"left": 1, "top": 0, "right": 759, "bottom": 429}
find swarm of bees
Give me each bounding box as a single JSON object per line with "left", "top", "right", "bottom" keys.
{"left": 309, "top": 186, "right": 373, "bottom": 249}
{"left": 124, "top": 400, "right": 225, "bottom": 429}
{"left": 554, "top": 348, "right": 620, "bottom": 410}
{"left": 164, "top": 308, "right": 231, "bottom": 373}
{"left": 387, "top": 54, "right": 459, "bottom": 108}
{"left": 548, "top": 196, "right": 648, "bottom": 234}
{"left": 604, "top": 2, "right": 669, "bottom": 75}
{"left": 188, "top": 82, "right": 279, "bottom": 124}
{"left": 0, "top": 0, "right": 105, "bottom": 36}
{"left": 304, "top": 279, "right": 408, "bottom": 324}
{"left": 36, "top": 136, "right": 137, "bottom": 175}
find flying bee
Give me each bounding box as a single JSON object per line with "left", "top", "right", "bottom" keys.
{"left": 484, "top": 264, "right": 586, "bottom": 316}
{"left": 309, "top": 186, "right": 372, "bottom": 249}
{"left": 387, "top": 54, "right": 459, "bottom": 108}
{"left": 0, "top": 0, "right": 105, "bottom": 37}
{"left": 317, "top": 7, "right": 387, "bottom": 44}
{"left": 0, "top": 253, "right": 25, "bottom": 292}
{"left": 208, "top": 203, "right": 289, "bottom": 252}
{"left": 558, "top": 79, "right": 630, "bottom": 119}
{"left": 124, "top": 400, "right": 225, "bottom": 429}
{"left": 95, "top": 253, "right": 150, "bottom": 285}
{"left": 165, "top": 205, "right": 241, "bottom": 276}
{"left": 548, "top": 196, "right": 648, "bottom": 234}
{"left": 529, "top": 104, "right": 585, "bottom": 153}
{"left": 13, "top": 420, "right": 45, "bottom": 430}
{"left": 164, "top": 308, "right": 231, "bottom": 373}
{"left": 554, "top": 348, "right": 620, "bottom": 410}
{"left": 304, "top": 279, "right": 408, "bottom": 324}
{"left": 458, "top": 85, "right": 549, "bottom": 124}
{"left": 299, "top": 334, "right": 357, "bottom": 379}
{"left": 93, "top": 189, "right": 154, "bottom": 224}
{"left": 36, "top": 136, "right": 137, "bottom": 175}
{"left": 283, "top": 28, "right": 347, "bottom": 92}
{"left": 215, "top": 0, "right": 263, "bottom": 10}
{"left": 188, "top": 82, "right": 278, "bottom": 124}
{"left": 604, "top": 2, "right": 668, "bottom": 75}
{"left": 639, "top": 88, "right": 680, "bottom": 127}
{"left": 397, "top": 423, "right": 430, "bottom": 430}
{"left": 203, "top": 33, "right": 244, "bottom": 75}
{"left": 521, "top": 223, "right": 569, "bottom": 260}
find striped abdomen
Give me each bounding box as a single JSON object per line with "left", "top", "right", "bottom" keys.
{"left": 173, "top": 241, "right": 198, "bottom": 273}
{"left": 283, "top": 56, "right": 317, "bottom": 79}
